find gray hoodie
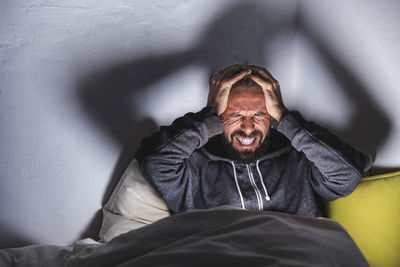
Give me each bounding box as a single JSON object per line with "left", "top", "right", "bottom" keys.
{"left": 135, "top": 107, "right": 369, "bottom": 217}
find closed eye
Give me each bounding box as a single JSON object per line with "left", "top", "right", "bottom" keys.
{"left": 254, "top": 112, "right": 266, "bottom": 117}
{"left": 229, "top": 113, "right": 242, "bottom": 118}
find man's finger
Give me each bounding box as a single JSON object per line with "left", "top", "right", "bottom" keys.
{"left": 248, "top": 66, "right": 279, "bottom": 86}
{"left": 256, "top": 72, "right": 280, "bottom": 91}
{"left": 225, "top": 69, "right": 252, "bottom": 87}
{"left": 248, "top": 74, "right": 274, "bottom": 90}
{"left": 248, "top": 65, "right": 275, "bottom": 79}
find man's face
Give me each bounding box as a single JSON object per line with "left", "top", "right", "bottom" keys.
{"left": 221, "top": 85, "right": 271, "bottom": 162}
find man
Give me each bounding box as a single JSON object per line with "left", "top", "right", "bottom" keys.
{"left": 135, "top": 64, "right": 369, "bottom": 217}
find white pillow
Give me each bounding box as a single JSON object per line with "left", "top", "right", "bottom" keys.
{"left": 99, "top": 159, "right": 171, "bottom": 243}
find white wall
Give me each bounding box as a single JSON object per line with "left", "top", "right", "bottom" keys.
{"left": 0, "top": 0, "right": 398, "bottom": 248}
{"left": 0, "top": 0, "right": 298, "bottom": 247}
{"left": 294, "top": 0, "right": 400, "bottom": 169}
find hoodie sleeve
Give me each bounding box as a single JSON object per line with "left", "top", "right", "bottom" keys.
{"left": 135, "top": 107, "right": 223, "bottom": 212}
{"left": 277, "top": 111, "right": 372, "bottom": 202}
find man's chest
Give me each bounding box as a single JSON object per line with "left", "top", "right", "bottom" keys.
{"left": 196, "top": 157, "right": 312, "bottom": 212}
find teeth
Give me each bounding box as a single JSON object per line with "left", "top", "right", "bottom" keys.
{"left": 236, "top": 136, "right": 256, "bottom": 145}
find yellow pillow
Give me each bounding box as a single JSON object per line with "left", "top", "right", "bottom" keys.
{"left": 327, "top": 171, "right": 400, "bottom": 267}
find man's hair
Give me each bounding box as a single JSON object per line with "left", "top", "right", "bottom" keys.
{"left": 231, "top": 76, "right": 259, "bottom": 90}
{"left": 209, "top": 64, "right": 261, "bottom": 90}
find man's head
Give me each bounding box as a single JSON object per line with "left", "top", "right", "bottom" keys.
{"left": 210, "top": 64, "right": 271, "bottom": 163}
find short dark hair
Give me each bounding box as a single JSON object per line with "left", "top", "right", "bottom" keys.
{"left": 209, "top": 64, "right": 261, "bottom": 90}
{"left": 231, "top": 76, "right": 259, "bottom": 90}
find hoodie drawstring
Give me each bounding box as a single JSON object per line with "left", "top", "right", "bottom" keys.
{"left": 231, "top": 161, "right": 245, "bottom": 209}
{"left": 256, "top": 160, "right": 271, "bottom": 201}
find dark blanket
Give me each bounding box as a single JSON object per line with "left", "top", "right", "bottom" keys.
{"left": 69, "top": 208, "right": 368, "bottom": 267}
{"left": 0, "top": 208, "right": 368, "bottom": 266}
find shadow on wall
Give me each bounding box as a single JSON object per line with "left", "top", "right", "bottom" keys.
{"left": 78, "top": 1, "right": 294, "bottom": 156}
{"left": 77, "top": 1, "right": 293, "bottom": 240}
{"left": 295, "top": 11, "right": 394, "bottom": 175}
{"left": 77, "top": 2, "right": 395, "bottom": 240}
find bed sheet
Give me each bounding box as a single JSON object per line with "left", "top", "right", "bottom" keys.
{"left": 0, "top": 208, "right": 368, "bottom": 267}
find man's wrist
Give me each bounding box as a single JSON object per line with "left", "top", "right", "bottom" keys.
{"left": 270, "top": 109, "right": 288, "bottom": 129}
{"left": 203, "top": 107, "right": 224, "bottom": 137}
{"left": 276, "top": 111, "right": 304, "bottom": 141}
{"left": 275, "top": 108, "right": 288, "bottom": 122}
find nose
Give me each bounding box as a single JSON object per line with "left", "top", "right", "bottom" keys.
{"left": 240, "top": 117, "right": 255, "bottom": 135}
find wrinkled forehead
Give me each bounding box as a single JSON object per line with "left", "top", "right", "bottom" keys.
{"left": 226, "top": 86, "right": 266, "bottom": 113}
{"left": 230, "top": 84, "right": 263, "bottom": 95}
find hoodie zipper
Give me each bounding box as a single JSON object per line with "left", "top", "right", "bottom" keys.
{"left": 246, "top": 164, "right": 263, "bottom": 210}
{"left": 231, "top": 161, "right": 245, "bottom": 209}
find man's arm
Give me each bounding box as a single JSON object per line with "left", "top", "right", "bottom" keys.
{"left": 135, "top": 107, "right": 222, "bottom": 212}
{"left": 249, "top": 66, "right": 370, "bottom": 202}
{"left": 277, "top": 111, "right": 371, "bottom": 202}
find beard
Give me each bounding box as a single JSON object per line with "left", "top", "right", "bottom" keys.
{"left": 222, "top": 130, "right": 269, "bottom": 164}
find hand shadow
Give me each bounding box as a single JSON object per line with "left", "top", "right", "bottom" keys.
{"left": 77, "top": 1, "right": 293, "bottom": 240}
{"left": 78, "top": 1, "right": 289, "bottom": 154}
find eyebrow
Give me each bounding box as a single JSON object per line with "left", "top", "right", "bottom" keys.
{"left": 229, "top": 112, "right": 241, "bottom": 117}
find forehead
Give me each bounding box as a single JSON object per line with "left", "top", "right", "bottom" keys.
{"left": 226, "top": 86, "right": 266, "bottom": 113}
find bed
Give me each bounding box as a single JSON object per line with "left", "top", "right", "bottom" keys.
{"left": 1, "top": 159, "right": 399, "bottom": 266}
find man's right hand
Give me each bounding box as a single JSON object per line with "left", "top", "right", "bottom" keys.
{"left": 207, "top": 66, "right": 251, "bottom": 115}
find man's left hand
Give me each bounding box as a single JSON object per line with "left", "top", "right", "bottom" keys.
{"left": 248, "top": 67, "right": 287, "bottom": 122}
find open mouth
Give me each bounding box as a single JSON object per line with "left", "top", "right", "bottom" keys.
{"left": 235, "top": 136, "right": 257, "bottom": 146}
{"left": 230, "top": 130, "right": 264, "bottom": 151}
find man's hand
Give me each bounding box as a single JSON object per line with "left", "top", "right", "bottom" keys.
{"left": 248, "top": 66, "right": 287, "bottom": 121}
{"left": 207, "top": 67, "right": 251, "bottom": 115}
